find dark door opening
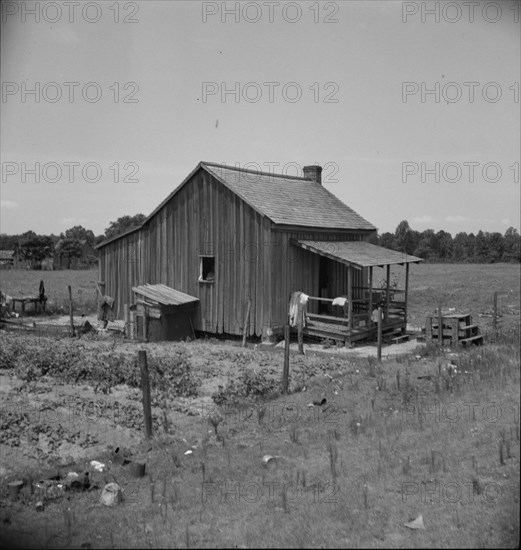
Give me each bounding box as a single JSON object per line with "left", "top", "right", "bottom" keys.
{"left": 318, "top": 256, "right": 329, "bottom": 314}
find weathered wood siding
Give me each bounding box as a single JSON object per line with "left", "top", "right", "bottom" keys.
{"left": 267, "top": 229, "right": 369, "bottom": 333}
{"left": 99, "top": 169, "right": 270, "bottom": 336}
{"left": 98, "top": 167, "right": 376, "bottom": 337}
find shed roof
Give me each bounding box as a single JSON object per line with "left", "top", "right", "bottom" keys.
{"left": 296, "top": 240, "right": 423, "bottom": 269}
{"left": 203, "top": 163, "right": 376, "bottom": 231}
{"left": 132, "top": 284, "right": 199, "bottom": 306}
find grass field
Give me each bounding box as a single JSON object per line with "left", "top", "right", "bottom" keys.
{"left": 0, "top": 264, "right": 519, "bottom": 326}
{"left": 0, "top": 268, "right": 99, "bottom": 314}
{"left": 0, "top": 264, "right": 519, "bottom": 548}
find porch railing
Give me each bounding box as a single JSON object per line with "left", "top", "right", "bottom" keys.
{"left": 302, "top": 292, "right": 407, "bottom": 344}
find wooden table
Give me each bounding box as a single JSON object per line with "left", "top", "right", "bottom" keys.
{"left": 11, "top": 296, "right": 46, "bottom": 313}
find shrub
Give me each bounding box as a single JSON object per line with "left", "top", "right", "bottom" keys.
{"left": 212, "top": 368, "right": 280, "bottom": 406}
{"left": 1, "top": 335, "right": 200, "bottom": 397}
{"left": 0, "top": 336, "right": 26, "bottom": 370}
{"left": 148, "top": 350, "right": 200, "bottom": 397}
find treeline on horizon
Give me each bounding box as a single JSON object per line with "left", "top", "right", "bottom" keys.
{"left": 0, "top": 218, "right": 520, "bottom": 264}
{"left": 372, "top": 221, "right": 521, "bottom": 263}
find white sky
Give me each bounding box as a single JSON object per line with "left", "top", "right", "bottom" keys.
{"left": 1, "top": 0, "right": 520, "bottom": 236}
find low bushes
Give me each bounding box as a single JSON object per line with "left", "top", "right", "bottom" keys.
{"left": 212, "top": 367, "right": 280, "bottom": 406}
{"left": 0, "top": 334, "right": 200, "bottom": 397}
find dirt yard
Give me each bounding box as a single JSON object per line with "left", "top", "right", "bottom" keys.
{"left": 0, "top": 263, "right": 519, "bottom": 548}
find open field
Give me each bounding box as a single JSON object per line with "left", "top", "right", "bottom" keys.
{"left": 0, "top": 264, "right": 519, "bottom": 548}
{"left": 0, "top": 268, "right": 99, "bottom": 315}
{"left": 1, "top": 264, "right": 519, "bottom": 330}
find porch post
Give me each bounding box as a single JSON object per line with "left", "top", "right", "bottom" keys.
{"left": 385, "top": 264, "right": 390, "bottom": 321}
{"left": 347, "top": 264, "right": 353, "bottom": 337}
{"left": 404, "top": 263, "right": 410, "bottom": 329}
{"left": 368, "top": 266, "right": 373, "bottom": 327}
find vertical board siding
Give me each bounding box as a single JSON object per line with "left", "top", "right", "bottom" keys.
{"left": 99, "top": 167, "right": 375, "bottom": 336}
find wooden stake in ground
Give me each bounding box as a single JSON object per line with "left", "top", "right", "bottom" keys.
{"left": 438, "top": 301, "right": 443, "bottom": 347}
{"left": 377, "top": 307, "right": 382, "bottom": 362}
{"left": 297, "top": 325, "right": 304, "bottom": 355}
{"left": 242, "top": 298, "right": 251, "bottom": 348}
{"left": 282, "top": 325, "right": 290, "bottom": 393}
{"left": 297, "top": 300, "right": 304, "bottom": 354}
{"left": 68, "top": 285, "right": 76, "bottom": 337}
{"left": 139, "top": 350, "right": 153, "bottom": 439}
{"left": 493, "top": 291, "right": 498, "bottom": 330}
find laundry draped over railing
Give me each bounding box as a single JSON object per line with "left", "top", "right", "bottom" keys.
{"left": 288, "top": 291, "right": 309, "bottom": 327}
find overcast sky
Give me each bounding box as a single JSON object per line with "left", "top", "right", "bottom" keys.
{"left": 1, "top": 0, "right": 519, "bottom": 237}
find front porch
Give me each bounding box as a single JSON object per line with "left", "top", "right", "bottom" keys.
{"left": 293, "top": 240, "right": 423, "bottom": 346}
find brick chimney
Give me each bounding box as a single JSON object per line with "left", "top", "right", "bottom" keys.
{"left": 303, "top": 165, "right": 322, "bottom": 184}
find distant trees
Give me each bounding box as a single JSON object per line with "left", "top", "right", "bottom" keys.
{"left": 1, "top": 218, "right": 519, "bottom": 267}
{"left": 104, "top": 214, "right": 146, "bottom": 240}
{"left": 376, "top": 222, "right": 521, "bottom": 263}
{"left": 61, "top": 225, "right": 96, "bottom": 245}
{"left": 15, "top": 231, "right": 54, "bottom": 269}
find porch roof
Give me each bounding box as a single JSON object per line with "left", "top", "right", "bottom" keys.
{"left": 295, "top": 240, "right": 423, "bottom": 269}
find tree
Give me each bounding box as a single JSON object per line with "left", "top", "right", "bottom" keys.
{"left": 62, "top": 225, "right": 95, "bottom": 245}
{"left": 55, "top": 238, "right": 84, "bottom": 269}
{"left": 414, "top": 229, "right": 437, "bottom": 261}
{"left": 435, "top": 230, "right": 453, "bottom": 261}
{"left": 474, "top": 231, "right": 487, "bottom": 262}
{"left": 452, "top": 232, "right": 470, "bottom": 262}
{"left": 379, "top": 232, "right": 395, "bottom": 249}
{"left": 394, "top": 220, "right": 415, "bottom": 254}
{"left": 503, "top": 227, "right": 520, "bottom": 263}
{"left": 104, "top": 214, "right": 146, "bottom": 240}
{"left": 486, "top": 232, "right": 504, "bottom": 263}
{"left": 16, "top": 231, "right": 54, "bottom": 269}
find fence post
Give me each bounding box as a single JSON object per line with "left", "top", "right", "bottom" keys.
{"left": 493, "top": 291, "right": 498, "bottom": 330}
{"left": 139, "top": 350, "right": 153, "bottom": 440}
{"left": 438, "top": 301, "right": 443, "bottom": 348}
{"left": 297, "top": 326, "right": 304, "bottom": 354}
{"left": 282, "top": 325, "right": 290, "bottom": 393}
{"left": 68, "top": 285, "right": 75, "bottom": 337}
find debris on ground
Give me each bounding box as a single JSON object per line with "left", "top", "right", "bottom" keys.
{"left": 100, "top": 483, "right": 122, "bottom": 506}
{"left": 404, "top": 514, "right": 425, "bottom": 530}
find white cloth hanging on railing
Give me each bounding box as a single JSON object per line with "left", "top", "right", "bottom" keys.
{"left": 332, "top": 296, "right": 347, "bottom": 307}
{"left": 289, "top": 291, "right": 309, "bottom": 327}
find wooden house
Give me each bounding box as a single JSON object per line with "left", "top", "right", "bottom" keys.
{"left": 96, "top": 162, "right": 422, "bottom": 343}
{"left": 0, "top": 250, "right": 14, "bottom": 268}
{"left": 53, "top": 239, "right": 96, "bottom": 270}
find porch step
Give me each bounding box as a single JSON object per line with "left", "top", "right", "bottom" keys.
{"left": 391, "top": 334, "right": 409, "bottom": 344}
{"left": 460, "top": 324, "right": 479, "bottom": 331}
{"left": 459, "top": 335, "right": 484, "bottom": 346}
{"left": 303, "top": 328, "right": 346, "bottom": 342}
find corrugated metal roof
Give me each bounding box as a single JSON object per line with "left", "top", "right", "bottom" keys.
{"left": 132, "top": 284, "right": 199, "bottom": 306}
{"left": 203, "top": 163, "right": 376, "bottom": 230}
{"left": 296, "top": 240, "right": 423, "bottom": 268}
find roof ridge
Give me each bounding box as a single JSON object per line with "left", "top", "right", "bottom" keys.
{"left": 202, "top": 161, "right": 310, "bottom": 181}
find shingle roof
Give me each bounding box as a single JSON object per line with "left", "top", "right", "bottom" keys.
{"left": 203, "top": 163, "right": 376, "bottom": 231}
{"left": 132, "top": 284, "right": 199, "bottom": 306}
{"left": 296, "top": 240, "right": 423, "bottom": 268}
{"left": 97, "top": 161, "right": 376, "bottom": 249}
